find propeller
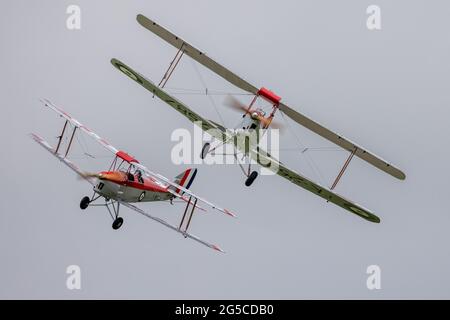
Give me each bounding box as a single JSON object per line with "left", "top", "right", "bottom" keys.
{"left": 224, "top": 95, "right": 285, "bottom": 132}
{"left": 258, "top": 116, "right": 284, "bottom": 131}
{"left": 224, "top": 95, "right": 249, "bottom": 113}
{"left": 78, "top": 172, "right": 101, "bottom": 180}
{"left": 78, "top": 171, "right": 127, "bottom": 183}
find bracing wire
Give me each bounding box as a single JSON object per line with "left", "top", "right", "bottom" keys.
{"left": 279, "top": 111, "right": 327, "bottom": 186}
{"left": 190, "top": 59, "right": 227, "bottom": 127}
{"left": 75, "top": 132, "right": 91, "bottom": 159}
{"left": 166, "top": 86, "right": 252, "bottom": 96}
{"left": 279, "top": 147, "right": 345, "bottom": 152}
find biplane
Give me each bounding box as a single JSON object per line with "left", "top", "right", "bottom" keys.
{"left": 110, "top": 14, "right": 405, "bottom": 223}
{"left": 30, "top": 99, "right": 236, "bottom": 252}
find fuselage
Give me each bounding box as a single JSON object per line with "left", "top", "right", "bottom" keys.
{"left": 241, "top": 112, "right": 263, "bottom": 131}
{"left": 93, "top": 170, "right": 173, "bottom": 203}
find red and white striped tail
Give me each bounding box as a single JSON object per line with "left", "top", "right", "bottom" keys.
{"left": 171, "top": 168, "right": 198, "bottom": 195}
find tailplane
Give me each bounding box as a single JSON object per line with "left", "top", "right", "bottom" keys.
{"left": 170, "top": 168, "right": 198, "bottom": 195}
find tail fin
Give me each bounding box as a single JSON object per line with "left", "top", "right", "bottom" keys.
{"left": 170, "top": 168, "right": 198, "bottom": 195}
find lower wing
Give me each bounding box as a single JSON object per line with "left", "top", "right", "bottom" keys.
{"left": 119, "top": 201, "right": 225, "bottom": 252}
{"left": 251, "top": 147, "right": 380, "bottom": 223}
{"left": 29, "top": 133, "right": 95, "bottom": 186}
{"left": 110, "top": 58, "right": 229, "bottom": 143}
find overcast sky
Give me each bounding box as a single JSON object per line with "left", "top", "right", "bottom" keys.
{"left": 1, "top": 0, "right": 450, "bottom": 299}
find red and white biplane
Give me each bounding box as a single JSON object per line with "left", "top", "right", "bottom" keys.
{"left": 111, "top": 14, "right": 405, "bottom": 224}
{"left": 30, "top": 99, "right": 235, "bottom": 252}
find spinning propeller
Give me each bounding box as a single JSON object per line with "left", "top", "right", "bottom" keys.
{"left": 80, "top": 172, "right": 101, "bottom": 179}
{"left": 78, "top": 171, "right": 126, "bottom": 184}
{"left": 224, "top": 95, "right": 284, "bottom": 131}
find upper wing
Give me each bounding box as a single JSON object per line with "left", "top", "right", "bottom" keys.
{"left": 279, "top": 102, "right": 406, "bottom": 180}
{"left": 111, "top": 58, "right": 228, "bottom": 142}
{"left": 118, "top": 201, "right": 225, "bottom": 253}
{"left": 41, "top": 98, "right": 119, "bottom": 155}
{"left": 135, "top": 14, "right": 405, "bottom": 180}
{"left": 136, "top": 14, "right": 258, "bottom": 94}
{"left": 251, "top": 147, "right": 380, "bottom": 223}
{"left": 29, "top": 133, "right": 96, "bottom": 186}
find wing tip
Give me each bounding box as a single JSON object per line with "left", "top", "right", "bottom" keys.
{"left": 29, "top": 132, "right": 41, "bottom": 141}
{"left": 389, "top": 165, "right": 406, "bottom": 180}
{"left": 110, "top": 57, "right": 119, "bottom": 66}
{"left": 369, "top": 215, "right": 381, "bottom": 224}
{"left": 224, "top": 208, "right": 237, "bottom": 218}
{"left": 346, "top": 204, "right": 380, "bottom": 223}
{"left": 136, "top": 14, "right": 151, "bottom": 27}
{"left": 361, "top": 212, "right": 380, "bottom": 223}
{"left": 212, "top": 245, "right": 226, "bottom": 253}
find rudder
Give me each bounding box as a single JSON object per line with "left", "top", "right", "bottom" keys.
{"left": 171, "top": 168, "right": 198, "bottom": 195}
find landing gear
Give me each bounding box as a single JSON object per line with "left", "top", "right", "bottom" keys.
{"left": 233, "top": 148, "right": 259, "bottom": 187}
{"left": 112, "top": 217, "right": 124, "bottom": 230}
{"left": 245, "top": 171, "right": 258, "bottom": 187}
{"left": 104, "top": 200, "right": 124, "bottom": 230}
{"left": 80, "top": 196, "right": 90, "bottom": 210}
{"left": 200, "top": 142, "right": 210, "bottom": 159}
{"left": 80, "top": 192, "right": 125, "bottom": 230}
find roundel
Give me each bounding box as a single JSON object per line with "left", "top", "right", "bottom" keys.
{"left": 119, "top": 65, "right": 138, "bottom": 82}
{"left": 350, "top": 206, "right": 369, "bottom": 218}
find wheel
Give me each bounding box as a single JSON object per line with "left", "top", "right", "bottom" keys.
{"left": 200, "top": 142, "right": 210, "bottom": 159}
{"left": 112, "top": 217, "right": 124, "bottom": 230}
{"left": 80, "top": 196, "right": 90, "bottom": 210}
{"left": 245, "top": 171, "right": 258, "bottom": 187}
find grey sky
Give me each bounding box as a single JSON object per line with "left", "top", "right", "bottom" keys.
{"left": 1, "top": 0, "right": 449, "bottom": 299}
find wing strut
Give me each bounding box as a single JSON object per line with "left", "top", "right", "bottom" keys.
{"left": 331, "top": 147, "right": 357, "bottom": 190}
{"left": 65, "top": 127, "right": 77, "bottom": 158}
{"left": 158, "top": 43, "right": 185, "bottom": 89}
{"left": 55, "top": 120, "right": 68, "bottom": 154}
{"left": 185, "top": 201, "right": 196, "bottom": 231}
{"left": 53, "top": 115, "right": 78, "bottom": 158}
{"left": 178, "top": 195, "right": 200, "bottom": 235}
{"left": 179, "top": 195, "right": 192, "bottom": 230}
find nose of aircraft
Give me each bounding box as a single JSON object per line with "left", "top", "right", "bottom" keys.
{"left": 98, "top": 171, "right": 126, "bottom": 183}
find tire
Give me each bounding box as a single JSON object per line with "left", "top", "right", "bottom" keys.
{"left": 200, "top": 143, "right": 210, "bottom": 159}
{"left": 80, "top": 196, "right": 90, "bottom": 210}
{"left": 112, "top": 217, "right": 124, "bottom": 230}
{"left": 245, "top": 171, "right": 258, "bottom": 187}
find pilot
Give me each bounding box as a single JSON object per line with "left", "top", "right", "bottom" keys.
{"left": 136, "top": 169, "right": 144, "bottom": 183}
{"left": 127, "top": 172, "right": 134, "bottom": 182}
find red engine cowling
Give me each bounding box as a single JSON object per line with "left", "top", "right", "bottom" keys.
{"left": 257, "top": 87, "right": 281, "bottom": 106}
